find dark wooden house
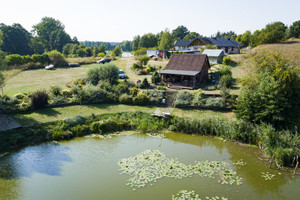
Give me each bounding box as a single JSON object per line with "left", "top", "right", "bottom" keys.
{"left": 159, "top": 54, "right": 210, "bottom": 89}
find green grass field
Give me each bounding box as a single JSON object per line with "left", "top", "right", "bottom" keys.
{"left": 9, "top": 104, "right": 234, "bottom": 126}
{"left": 4, "top": 57, "right": 168, "bottom": 96}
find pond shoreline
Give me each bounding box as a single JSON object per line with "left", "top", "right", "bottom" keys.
{"left": 0, "top": 111, "right": 298, "bottom": 170}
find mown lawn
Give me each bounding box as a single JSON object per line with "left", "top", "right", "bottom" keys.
{"left": 9, "top": 104, "right": 234, "bottom": 126}
{"left": 4, "top": 57, "right": 168, "bottom": 96}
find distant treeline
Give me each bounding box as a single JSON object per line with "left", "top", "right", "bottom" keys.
{"left": 0, "top": 17, "right": 300, "bottom": 57}
{"left": 80, "top": 40, "right": 133, "bottom": 52}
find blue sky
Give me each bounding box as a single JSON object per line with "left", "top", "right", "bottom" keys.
{"left": 1, "top": 0, "right": 300, "bottom": 42}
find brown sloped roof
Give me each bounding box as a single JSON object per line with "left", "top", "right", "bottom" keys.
{"left": 165, "top": 54, "right": 209, "bottom": 72}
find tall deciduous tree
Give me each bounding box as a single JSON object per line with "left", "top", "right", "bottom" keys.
{"left": 32, "top": 17, "right": 72, "bottom": 52}
{"left": 0, "top": 23, "right": 33, "bottom": 55}
{"left": 138, "top": 33, "right": 158, "bottom": 49}
{"left": 132, "top": 35, "right": 140, "bottom": 51}
{"left": 183, "top": 32, "right": 202, "bottom": 41}
{"left": 111, "top": 46, "right": 122, "bottom": 56}
{"left": 261, "top": 22, "right": 287, "bottom": 44}
{"left": 158, "top": 29, "right": 173, "bottom": 50}
{"left": 288, "top": 20, "right": 300, "bottom": 38}
{"left": 172, "top": 25, "right": 189, "bottom": 40}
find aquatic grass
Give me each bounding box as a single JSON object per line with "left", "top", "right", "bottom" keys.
{"left": 261, "top": 172, "right": 275, "bottom": 180}
{"left": 118, "top": 150, "right": 242, "bottom": 189}
{"left": 172, "top": 190, "right": 229, "bottom": 200}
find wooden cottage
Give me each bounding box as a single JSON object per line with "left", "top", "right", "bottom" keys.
{"left": 159, "top": 54, "right": 210, "bottom": 89}
{"left": 202, "top": 49, "right": 225, "bottom": 64}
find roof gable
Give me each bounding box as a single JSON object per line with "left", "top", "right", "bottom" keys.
{"left": 188, "top": 38, "right": 206, "bottom": 47}
{"left": 165, "top": 54, "right": 209, "bottom": 72}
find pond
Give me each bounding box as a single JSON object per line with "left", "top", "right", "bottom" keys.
{"left": 122, "top": 52, "right": 134, "bottom": 57}
{"left": 0, "top": 132, "right": 299, "bottom": 200}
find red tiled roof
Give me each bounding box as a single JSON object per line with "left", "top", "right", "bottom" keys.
{"left": 165, "top": 54, "right": 209, "bottom": 72}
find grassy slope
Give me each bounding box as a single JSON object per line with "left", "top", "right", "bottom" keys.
{"left": 4, "top": 58, "right": 168, "bottom": 95}
{"left": 9, "top": 104, "right": 234, "bottom": 126}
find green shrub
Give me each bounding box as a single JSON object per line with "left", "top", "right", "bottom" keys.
{"left": 145, "top": 67, "right": 151, "bottom": 74}
{"left": 219, "top": 74, "right": 233, "bottom": 88}
{"left": 47, "top": 50, "right": 67, "bottom": 66}
{"left": 174, "top": 91, "right": 193, "bottom": 107}
{"left": 223, "top": 57, "right": 232, "bottom": 65}
{"left": 147, "top": 90, "right": 164, "bottom": 104}
{"left": 138, "top": 55, "right": 150, "bottom": 66}
{"left": 192, "top": 90, "right": 206, "bottom": 106}
{"left": 86, "top": 63, "right": 119, "bottom": 85}
{"left": 157, "top": 86, "right": 166, "bottom": 90}
{"left": 6, "top": 54, "right": 24, "bottom": 66}
{"left": 140, "top": 78, "right": 150, "bottom": 89}
{"left": 97, "top": 52, "right": 105, "bottom": 57}
{"left": 116, "top": 82, "right": 129, "bottom": 95}
{"left": 133, "top": 92, "right": 150, "bottom": 105}
{"left": 132, "top": 63, "right": 142, "bottom": 70}
{"left": 205, "top": 97, "right": 225, "bottom": 107}
{"left": 62, "top": 89, "right": 72, "bottom": 98}
{"left": 217, "top": 65, "right": 232, "bottom": 76}
{"left": 50, "top": 86, "right": 62, "bottom": 96}
{"left": 130, "top": 87, "right": 139, "bottom": 96}
{"left": 23, "top": 55, "right": 33, "bottom": 63}
{"left": 119, "top": 94, "right": 133, "bottom": 104}
{"left": 49, "top": 95, "right": 67, "bottom": 104}
{"left": 134, "top": 48, "right": 147, "bottom": 56}
{"left": 151, "top": 71, "right": 161, "bottom": 84}
{"left": 31, "top": 90, "right": 49, "bottom": 109}
{"left": 83, "top": 84, "right": 105, "bottom": 103}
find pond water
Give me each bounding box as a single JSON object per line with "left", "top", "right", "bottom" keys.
{"left": 0, "top": 132, "right": 299, "bottom": 200}
{"left": 122, "top": 52, "right": 133, "bottom": 57}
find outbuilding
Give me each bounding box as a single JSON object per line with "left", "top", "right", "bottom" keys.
{"left": 202, "top": 49, "right": 225, "bottom": 64}
{"left": 159, "top": 54, "right": 210, "bottom": 89}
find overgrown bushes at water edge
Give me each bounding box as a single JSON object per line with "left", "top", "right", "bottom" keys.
{"left": 1, "top": 112, "right": 299, "bottom": 167}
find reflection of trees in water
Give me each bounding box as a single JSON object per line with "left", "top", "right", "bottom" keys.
{"left": 0, "top": 142, "right": 72, "bottom": 179}
{"left": 165, "top": 131, "right": 292, "bottom": 196}
{"left": 0, "top": 142, "right": 72, "bottom": 200}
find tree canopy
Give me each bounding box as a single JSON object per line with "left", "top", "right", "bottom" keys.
{"left": 32, "top": 17, "right": 73, "bottom": 52}
{"left": 235, "top": 53, "right": 300, "bottom": 129}
{"left": 158, "top": 29, "right": 173, "bottom": 50}
{"left": 0, "top": 23, "right": 33, "bottom": 55}
{"left": 288, "top": 20, "right": 300, "bottom": 38}
{"left": 172, "top": 25, "right": 189, "bottom": 40}
{"left": 183, "top": 32, "right": 202, "bottom": 41}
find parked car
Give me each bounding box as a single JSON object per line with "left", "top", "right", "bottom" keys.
{"left": 118, "top": 69, "right": 127, "bottom": 79}
{"left": 97, "top": 58, "right": 111, "bottom": 64}
{"left": 45, "top": 64, "right": 54, "bottom": 70}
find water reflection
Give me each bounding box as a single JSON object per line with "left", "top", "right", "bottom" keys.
{"left": 165, "top": 132, "right": 291, "bottom": 197}
{"left": 0, "top": 142, "right": 72, "bottom": 179}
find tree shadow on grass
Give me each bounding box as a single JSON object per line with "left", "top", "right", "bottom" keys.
{"left": 0, "top": 142, "right": 72, "bottom": 179}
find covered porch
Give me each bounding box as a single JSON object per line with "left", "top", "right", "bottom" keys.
{"left": 160, "top": 70, "right": 200, "bottom": 89}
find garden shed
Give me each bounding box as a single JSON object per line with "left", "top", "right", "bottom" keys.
{"left": 159, "top": 54, "right": 210, "bottom": 89}
{"left": 202, "top": 49, "right": 225, "bottom": 64}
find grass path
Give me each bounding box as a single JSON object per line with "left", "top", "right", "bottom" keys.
{"left": 9, "top": 104, "right": 234, "bottom": 126}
